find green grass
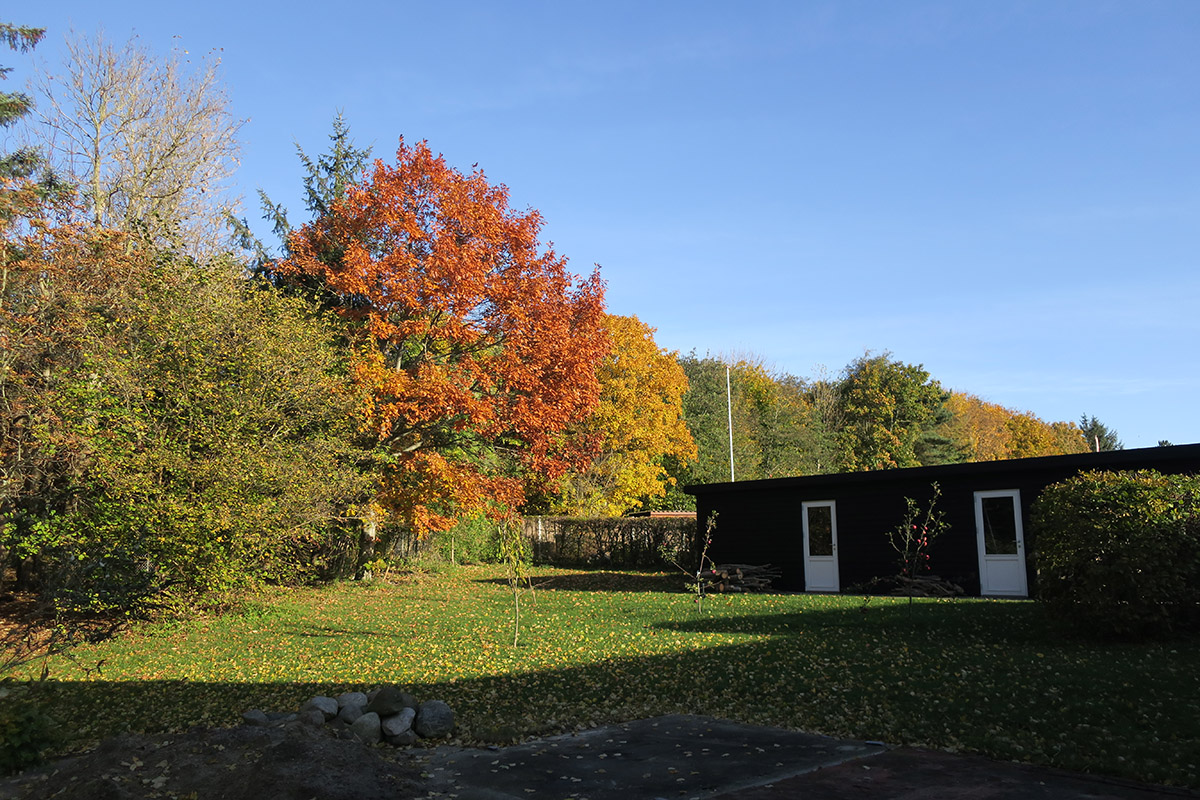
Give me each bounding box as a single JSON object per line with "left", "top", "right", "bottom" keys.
{"left": 7, "top": 565, "right": 1199, "bottom": 788}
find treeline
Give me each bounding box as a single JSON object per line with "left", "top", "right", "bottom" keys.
{"left": 649, "top": 352, "right": 1099, "bottom": 510}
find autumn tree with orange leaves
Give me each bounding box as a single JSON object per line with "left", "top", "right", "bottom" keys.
{"left": 279, "top": 139, "right": 607, "bottom": 544}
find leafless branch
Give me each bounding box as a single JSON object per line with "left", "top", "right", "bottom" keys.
{"left": 28, "top": 29, "right": 244, "bottom": 258}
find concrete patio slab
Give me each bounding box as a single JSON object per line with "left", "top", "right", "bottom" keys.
{"left": 418, "top": 714, "right": 884, "bottom": 799}
{"left": 416, "top": 715, "right": 1195, "bottom": 800}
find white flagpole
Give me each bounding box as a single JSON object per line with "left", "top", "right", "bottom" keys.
{"left": 727, "top": 365, "right": 735, "bottom": 482}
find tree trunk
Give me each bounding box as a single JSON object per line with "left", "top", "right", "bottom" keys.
{"left": 356, "top": 514, "right": 379, "bottom": 580}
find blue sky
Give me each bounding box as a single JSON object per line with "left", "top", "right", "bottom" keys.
{"left": 10, "top": 1, "right": 1199, "bottom": 448}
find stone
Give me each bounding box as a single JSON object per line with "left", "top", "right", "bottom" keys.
{"left": 387, "top": 729, "right": 419, "bottom": 747}
{"left": 365, "top": 686, "right": 416, "bottom": 716}
{"left": 299, "top": 708, "right": 326, "bottom": 726}
{"left": 337, "top": 703, "right": 365, "bottom": 724}
{"left": 414, "top": 700, "right": 454, "bottom": 738}
{"left": 301, "top": 696, "right": 339, "bottom": 721}
{"left": 350, "top": 711, "right": 382, "bottom": 744}
{"left": 241, "top": 709, "right": 269, "bottom": 727}
{"left": 183, "top": 692, "right": 451, "bottom": 752}
{"left": 381, "top": 707, "right": 416, "bottom": 738}
{"left": 336, "top": 691, "right": 369, "bottom": 709}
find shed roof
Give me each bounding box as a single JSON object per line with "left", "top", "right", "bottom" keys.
{"left": 683, "top": 443, "right": 1200, "bottom": 496}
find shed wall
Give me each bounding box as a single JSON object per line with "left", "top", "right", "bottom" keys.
{"left": 691, "top": 444, "right": 1200, "bottom": 597}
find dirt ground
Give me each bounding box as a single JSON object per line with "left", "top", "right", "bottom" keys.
{"left": 5, "top": 715, "right": 1195, "bottom": 800}
{"left": 0, "top": 723, "right": 426, "bottom": 800}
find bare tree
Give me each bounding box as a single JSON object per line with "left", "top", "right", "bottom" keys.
{"left": 29, "top": 30, "right": 243, "bottom": 256}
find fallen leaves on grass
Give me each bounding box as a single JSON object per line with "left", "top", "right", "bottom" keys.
{"left": 8, "top": 566, "right": 1199, "bottom": 789}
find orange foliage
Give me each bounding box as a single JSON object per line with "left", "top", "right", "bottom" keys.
{"left": 279, "top": 139, "right": 607, "bottom": 535}
{"left": 1004, "top": 412, "right": 1088, "bottom": 458}
{"left": 944, "top": 391, "right": 1088, "bottom": 461}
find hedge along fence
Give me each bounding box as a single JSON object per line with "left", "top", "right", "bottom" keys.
{"left": 523, "top": 516, "right": 697, "bottom": 569}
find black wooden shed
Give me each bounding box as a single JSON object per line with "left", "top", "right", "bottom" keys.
{"left": 684, "top": 443, "right": 1200, "bottom": 597}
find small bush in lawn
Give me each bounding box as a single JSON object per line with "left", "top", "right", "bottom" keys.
{"left": 1032, "top": 469, "right": 1200, "bottom": 640}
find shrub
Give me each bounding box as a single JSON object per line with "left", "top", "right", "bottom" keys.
{"left": 43, "top": 545, "right": 163, "bottom": 617}
{"left": 1032, "top": 469, "right": 1200, "bottom": 639}
{"left": 429, "top": 515, "right": 502, "bottom": 565}
{"left": 0, "top": 686, "right": 58, "bottom": 775}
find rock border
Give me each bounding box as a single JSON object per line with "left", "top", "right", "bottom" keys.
{"left": 241, "top": 686, "right": 454, "bottom": 746}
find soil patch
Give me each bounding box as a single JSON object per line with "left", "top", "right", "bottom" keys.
{"left": 3, "top": 715, "right": 1194, "bottom": 800}
{"left": 0, "top": 723, "right": 424, "bottom": 799}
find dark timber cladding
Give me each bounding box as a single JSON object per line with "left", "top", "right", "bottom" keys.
{"left": 683, "top": 443, "right": 1200, "bottom": 597}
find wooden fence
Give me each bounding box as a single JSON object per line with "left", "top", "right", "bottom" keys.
{"left": 523, "top": 515, "right": 697, "bottom": 569}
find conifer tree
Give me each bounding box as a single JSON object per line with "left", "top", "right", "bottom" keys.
{"left": 0, "top": 22, "right": 64, "bottom": 222}
{"left": 229, "top": 113, "right": 371, "bottom": 287}
{"left": 1079, "top": 414, "right": 1124, "bottom": 452}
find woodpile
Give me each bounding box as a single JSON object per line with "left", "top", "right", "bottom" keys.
{"left": 893, "top": 574, "right": 964, "bottom": 597}
{"left": 698, "top": 563, "right": 781, "bottom": 593}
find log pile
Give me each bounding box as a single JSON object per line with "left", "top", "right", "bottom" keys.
{"left": 892, "top": 574, "right": 964, "bottom": 597}
{"left": 697, "top": 563, "right": 781, "bottom": 593}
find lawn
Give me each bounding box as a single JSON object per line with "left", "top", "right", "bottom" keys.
{"left": 7, "top": 565, "right": 1199, "bottom": 788}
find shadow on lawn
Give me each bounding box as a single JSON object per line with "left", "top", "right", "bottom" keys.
{"left": 475, "top": 571, "right": 685, "bottom": 593}
{"left": 18, "top": 597, "right": 1198, "bottom": 791}
{"left": 653, "top": 599, "right": 1050, "bottom": 641}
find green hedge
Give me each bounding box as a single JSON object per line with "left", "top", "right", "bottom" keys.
{"left": 429, "top": 515, "right": 504, "bottom": 564}
{"left": 1032, "top": 469, "right": 1200, "bottom": 640}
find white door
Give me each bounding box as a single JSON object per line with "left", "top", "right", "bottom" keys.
{"left": 974, "top": 490, "right": 1028, "bottom": 597}
{"left": 802, "top": 501, "right": 839, "bottom": 592}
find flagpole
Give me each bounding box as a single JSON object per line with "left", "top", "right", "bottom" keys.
{"left": 726, "top": 365, "right": 735, "bottom": 482}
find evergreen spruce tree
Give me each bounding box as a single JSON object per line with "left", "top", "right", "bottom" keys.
{"left": 229, "top": 113, "right": 372, "bottom": 286}
{"left": 1079, "top": 414, "right": 1124, "bottom": 452}
{"left": 0, "top": 22, "right": 65, "bottom": 222}
{"left": 0, "top": 24, "right": 43, "bottom": 159}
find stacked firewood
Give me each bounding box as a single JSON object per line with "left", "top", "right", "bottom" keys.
{"left": 697, "top": 563, "right": 781, "bottom": 593}
{"left": 893, "top": 574, "right": 964, "bottom": 597}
